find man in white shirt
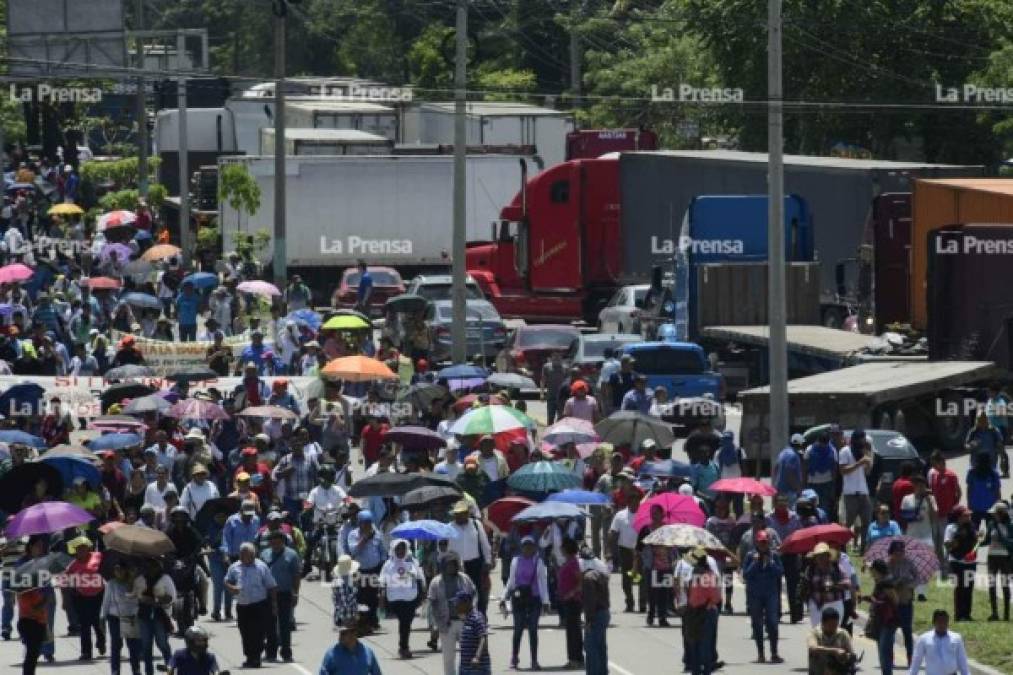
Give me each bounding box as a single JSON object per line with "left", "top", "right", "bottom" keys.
{"left": 908, "top": 609, "right": 970, "bottom": 675}
{"left": 143, "top": 464, "right": 173, "bottom": 511}
{"left": 838, "top": 430, "right": 873, "bottom": 551}
{"left": 447, "top": 500, "right": 493, "bottom": 614}
{"left": 434, "top": 446, "right": 462, "bottom": 481}
{"left": 144, "top": 431, "right": 177, "bottom": 472}
{"left": 180, "top": 463, "right": 220, "bottom": 519}
{"left": 607, "top": 489, "right": 645, "bottom": 612}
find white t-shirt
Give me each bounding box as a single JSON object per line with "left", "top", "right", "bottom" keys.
{"left": 609, "top": 508, "right": 639, "bottom": 550}
{"left": 900, "top": 493, "right": 936, "bottom": 544}
{"left": 838, "top": 446, "right": 869, "bottom": 495}
{"left": 435, "top": 460, "right": 462, "bottom": 481}
{"left": 307, "top": 484, "right": 347, "bottom": 523}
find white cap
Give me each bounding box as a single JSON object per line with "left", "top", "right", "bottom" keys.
{"left": 790, "top": 433, "right": 805, "bottom": 445}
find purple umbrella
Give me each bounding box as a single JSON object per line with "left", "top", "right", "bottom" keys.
{"left": 384, "top": 426, "right": 447, "bottom": 451}
{"left": 100, "top": 243, "right": 133, "bottom": 263}
{"left": 5, "top": 501, "right": 94, "bottom": 537}
{"left": 166, "top": 398, "right": 229, "bottom": 421}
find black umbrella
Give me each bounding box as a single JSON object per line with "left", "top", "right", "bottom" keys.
{"left": 0, "top": 383, "right": 46, "bottom": 417}
{"left": 347, "top": 472, "right": 457, "bottom": 498}
{"left": 166, "top": 368, "right": 219, "bottom": 383}
{"left": 384, "top": 294, "right": 428, "bottom": 314}
{"left": 384, "top": 426, "right": 446, "bottom": 451}
{"left": 195, "top": 496, "right": 242, "bottom": 533}
{"left": 396, "top": 383, "right": 449, "bottom": 411}
{"left": 401, "top": 484, "right": 462, "bottom": 508}
{"left": 0, "top": 463, "right": 64, "bottom": 513}
{"left": 100, "top": 383, "right": 156, "bottom": 412}
{"left": 105, "top": 365, "right": 156, "bottom": 380}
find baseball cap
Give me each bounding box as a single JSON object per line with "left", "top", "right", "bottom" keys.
{"left": 790, "top": 433, "right": 805, "bottom": 445}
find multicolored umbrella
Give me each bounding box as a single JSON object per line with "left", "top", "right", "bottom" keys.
{"left": 595, "top": 411, "right": 675, "bottom": 449}
{"left": 97, "top": 210, "right": 137, "bottom": 232}
{"left": 487, "top": 497, "right": 535, "bottom": 532}
{"left": 779, "top": 524, "right": 854, "bottom": 555}
{"left": 864, "top": 536, "right": 940, "bottom": 584}
{"left": 321, "top": 355, "right": 397, "bottom": 382}
{"left": 543, "top": 417, "right": 599, "bottom": 446}
{"left": 633, "top": 493, "right": 706, "bottom": 531}
{"left": 506, "top": 460, "right": 582, "bottom": 493}
{"left": 0, "top": 263, "right": 34, "bottom": 283}
{"left": 642, "top": 524, "right": 726, "bottom": 550}
{"left": 4, "top": 501, "right": 94, "bottom": 537}
{"left": 391, "top": 519, "right": 459, "bottom": 541}
{"left": 709, "top": 477, "right": 778, "bottom": 496}
{"left": 546, "top": 489, "right": 610, "bottom": 505}
{"left": 450, "top": 405, "right": 535, "bottom": 436}
{"left": 237, "top": 280, "right": 281, "bottom": 297}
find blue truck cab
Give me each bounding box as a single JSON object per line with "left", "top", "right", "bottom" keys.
{"left": 621, "top": 341, "right": 723, "bottom": 399}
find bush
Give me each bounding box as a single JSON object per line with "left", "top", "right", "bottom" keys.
{"left": 98, "top": 189, "right": 140, "bottom": 212}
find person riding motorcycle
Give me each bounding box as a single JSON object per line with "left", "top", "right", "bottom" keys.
{"left": 302, "top": 465, "right": 347, "bottom": 577}
{"left": 167, "top": 506, "right": 210, "bottom": 619}
{"left": 167, "top": 625, "right": 222, "bottom": 675}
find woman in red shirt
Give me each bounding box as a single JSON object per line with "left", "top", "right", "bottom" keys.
{"left": 684, "top": 547, "right": 721, "bottom": 675}
{"left": 556, "top": 539, "right": 584, "bottom": 668}
{"left": 64, "top": 536, "right": 105, "bottom": 660}
{"left": 359, "top": 416, "right": 390, "bottom": 468}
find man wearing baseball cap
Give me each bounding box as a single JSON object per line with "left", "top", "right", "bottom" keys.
{"left": 345, "top": 510, "right": 386, "bottom": 632}
{"left": 772, "top": 433, "right": 804, "bottom": 506}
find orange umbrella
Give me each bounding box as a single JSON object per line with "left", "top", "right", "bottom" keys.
{"left": 141, "top": 244, "right": 182, "bottom": 262}
{"left": 321, "top": 355, "right": 398, "bottom": 382}
{"left": 86, "top": 276, "right": 122, "bottom": 290}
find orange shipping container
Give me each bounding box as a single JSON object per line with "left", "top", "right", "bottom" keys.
{"left": 910, "top": 178, "right": 1013, "bottom": 329}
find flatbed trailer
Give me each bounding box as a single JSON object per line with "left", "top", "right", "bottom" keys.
{"left": 737, "top": 360, "right": 1003, "bottom": 465}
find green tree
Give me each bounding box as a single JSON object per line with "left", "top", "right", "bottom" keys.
{"left": 218, "top": 162, "right": 262, "bottom": 231}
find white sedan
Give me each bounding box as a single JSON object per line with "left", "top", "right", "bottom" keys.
{"left": 597, "top": 284, "right": 649, "bottom": 333}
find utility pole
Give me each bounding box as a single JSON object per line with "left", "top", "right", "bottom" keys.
{"left": 569, "top": 0, "right": 582, "bottom": 105}
{"left": 135, "top": 0, "right": 147, "bottom": 193}
{"left": 272, "top": 1, "right": 288, "bottom": 288}
{"left": 177, "top": 77, "right": 190, "bottom": 255}
{"left": 450, "top": 0, "right": 468, "bottom": 364}
{"left": 767, "top": 0, "right": 788, "bottom": 475}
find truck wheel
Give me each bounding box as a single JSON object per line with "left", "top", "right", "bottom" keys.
{"left": 822, "top": 307, "right": 844, "bottom": 329}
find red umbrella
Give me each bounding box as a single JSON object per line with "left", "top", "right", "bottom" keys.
{"left": 709, "top": 477, "right": 778, "bottom": 496}
{"left": 85, "top": 276, "right": 122, "bottom": 290}
{"left": 779, "top": 523, "right": 854, "bottom": 555}
{"left": 633, "top": 493, "right": 706, "bottom": 531}
{"left": 487, "top": 496, "right": 535, "bottom": 532}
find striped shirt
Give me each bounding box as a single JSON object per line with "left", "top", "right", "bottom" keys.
{"left": 459, "top": 608, "right": 490, "bottom": 672}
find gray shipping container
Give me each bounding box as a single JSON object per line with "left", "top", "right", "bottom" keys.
{"left": 619, "top": 151, "right": 983, "bottom": 294}
{"left": 695, "top": 261, "right": 821, "bottom": 328}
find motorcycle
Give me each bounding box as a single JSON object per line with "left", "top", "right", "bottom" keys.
{"left": 313, "top": 505, "right": 343, "bottom": 582}
{"left": 167, "top": 554, "right": 200, "bottom": 635}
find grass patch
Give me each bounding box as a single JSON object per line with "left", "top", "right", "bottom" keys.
{"left": 855, "top": 559, "right": 1013, "bottom": 673}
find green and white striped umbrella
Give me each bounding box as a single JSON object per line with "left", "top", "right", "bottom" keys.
{"left": 449, "top": 405, "right": 535, "bottom": 436}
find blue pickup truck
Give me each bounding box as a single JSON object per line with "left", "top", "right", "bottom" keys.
{"left": 621, "top": 341, "right": 724, "bottom": 434}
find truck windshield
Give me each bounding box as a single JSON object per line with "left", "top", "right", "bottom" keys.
{"left": 628, "top": 348, "right": 705, "bottom": 375}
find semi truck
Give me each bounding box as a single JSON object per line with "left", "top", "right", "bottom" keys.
{"left": 565, "top": 128, "right": 658, "bottom": 160}
{"left": 466, "top": 151, "right": 981, "bottom": 327}
{"left": 218, "top": 153, "right": 537, "bottom": 285}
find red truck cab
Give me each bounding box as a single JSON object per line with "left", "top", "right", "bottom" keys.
{"left": 466, "top": 157, "right": 622, "bottom": 322}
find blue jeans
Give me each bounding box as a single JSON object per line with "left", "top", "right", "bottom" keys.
{"left": 897, "top": 602, "right": 914, "bottom": 662}
{"left": 208, "top": 554, "right": 232, "bottom": 617}
{"left": 138, "top": 613, "right": 171, "bottom": 675}
{"left": 511, "top": 601, "right": 541, "bottom": 664}
{"left": 748, "top": 590, "right": 780, "bottom": 654}
{"left": 179, "top": 324, "right": 197, "bottom": 342}
{"left": 107, "top": 616, "right": 141, "bottom": 675}
{"left": 877, "top": 625, "right": 896, "bottom": 675}
{"left": 687, "top": 607, "right": 718, "bottom": 675}
{"left": 584, "top": 608, "right": 609, "bottom": 675}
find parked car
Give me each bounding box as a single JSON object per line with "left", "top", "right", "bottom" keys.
{"left": 802, "top": 426, "right": 926, "bottom": 507}
{"left": 332, "top": 266, "right": 405, "bottom": 316}
{"left": 598, "top": 284, "right": 650, "bottom": 333}
{"left": 406, "top": 274, "right": 485, "bottom": 302}
{"left": 563, "top": 332, "right": 642, "bottom": 383}
{"left": 426, "top": 299, "right": 507, "bottom": 364}
{"left": 495, "top": 325, "right": 581, "bottom": 385}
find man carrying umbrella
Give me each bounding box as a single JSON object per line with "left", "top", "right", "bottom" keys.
{"left": 448, "top": 500, "right": 493, "bottom": 616}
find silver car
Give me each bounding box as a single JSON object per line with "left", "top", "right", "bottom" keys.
{"left": 406, "top": 274, "right": 485, "bottom": 301}
{"left": 598, "top": 284, "right": 650, "bottom": 333}
{"left": 426, "top": 299, "right": 507, "bottom": 364}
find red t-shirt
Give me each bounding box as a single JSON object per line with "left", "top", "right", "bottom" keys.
{"left": 929, "top": 468, "right": 960, "bottom": 517}
{"left": 891, "top": 477, "right": 914, "bottom": 518}
{"left": 65, "top": 552, "right": 104, "bottom": 597}
{"left": 360, "top": 423, "right": 389, "bottom": 464}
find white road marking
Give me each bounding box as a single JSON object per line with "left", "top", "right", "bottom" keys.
{"left": 608, "top": 661, "right": 637, "bottom": 675}
{"left": 289, "top": 662, "right": 314, "bottom": 675}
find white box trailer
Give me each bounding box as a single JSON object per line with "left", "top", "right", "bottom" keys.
{"left": 402, "top": 102, "right": 574, "bottom": 168}
{"left": 218, "top": 153, "right": 535, "bottom": 269}
{"left": 286, "top": 100, "right": 398, "bottom": 141}
{"left": 259, "top": 128, "right": 394, "bottom": 156}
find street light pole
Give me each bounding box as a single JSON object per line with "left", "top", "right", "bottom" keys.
{"left": 767, "top": 0, "right": 788, "bottom": 475}
{"left": 451, "top": 0, "right": 468, "bottom": 364}
{"left": 177, "top": 78, "right": 190, "bottom": 255}
{"left": 272, "top": 1, "right": 288, "bottom": 288}
{"left": 135, "top": 0, "right": 147, "bottom": 194}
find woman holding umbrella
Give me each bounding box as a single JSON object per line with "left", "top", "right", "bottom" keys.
{"left": 15, "top": 534, "right": 58, "bottom": 671}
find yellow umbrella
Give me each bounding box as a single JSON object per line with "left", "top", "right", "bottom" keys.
{"left": 141, "top": 244, "right": 182, "bottom": 262}
{"left": 322, "top": 314, "right": 369, "bottom": 330}
{"left": 48, "top": 203, "right": 84, "bottom": 216}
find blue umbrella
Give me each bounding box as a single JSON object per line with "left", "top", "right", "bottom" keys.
{"left": 0, "top": 430, "right": 46, "bottom": 448}
{"left": 640, "top": 459, "right": 693, "bottom": 478}
{"left": 87, "top": 433, "right": 142, "bottom": 451}
{"left": 512, "top": 501, "right": 584, "bottom": 522}
{"left": 37, "top": 456, "right": 101, "bottom": 489}
{"left": 0, "top": 383, "right": 46, "bottom": 418}
{"left": 6, "top": 182, "right": 35, "bottom": 192}
{"left": 285, "top": 309, "right": 322, "bottom": 331}
{"left": 121, "top": 292, "right": 162, "bottom": 310}
{"left": 546, "top": 489, "right": 610, "bottom": 505}
{"left": 181, "top": 272, "right": 218, "bottom": 290}
{"left": 390, "top": 519, "right": 459, "bottom": 542}
{"left": 437, "top": 364, "right": 489, "bottom": 380}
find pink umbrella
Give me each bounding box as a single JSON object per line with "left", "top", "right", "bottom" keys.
{"left": 5, "top": 501, "right": 94, "bottom": 536}
{"left": 709, "top": 477, "right": 778, "bottom": 496}
{"left": 0, "top": 263, "right": 34, "bottom": 284}
{"left": 237, "top": 280, "right": 281, "bottom": 297}
{"left": 538, "top": 440, "right": 600, "bottom": 459}
{"left": 166, "top": 398, "right": 230, "bottom": 421}
{"left": 633, "top": 493, "right": 706, "bottom": 531}
{"left": 88, "top": 417, "right": 149, "bottom": 433}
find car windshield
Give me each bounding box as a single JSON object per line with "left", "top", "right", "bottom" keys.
{"left": 633, "top": 288, "right": 648, "bottom": 304}
{"left": 415, "top": 283, "right": 483, "bottom": 301}
{"left": 628, "top": 348, "right": 704, "bottom": 375}
{"left": 517, "top": 329, "right": 578, "bottom": 349}
{"left": 345, "top": 270, "right": 401, "bottom": 286}
{"left": 437, "top": 303, "right": 499, "bottom": 321}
